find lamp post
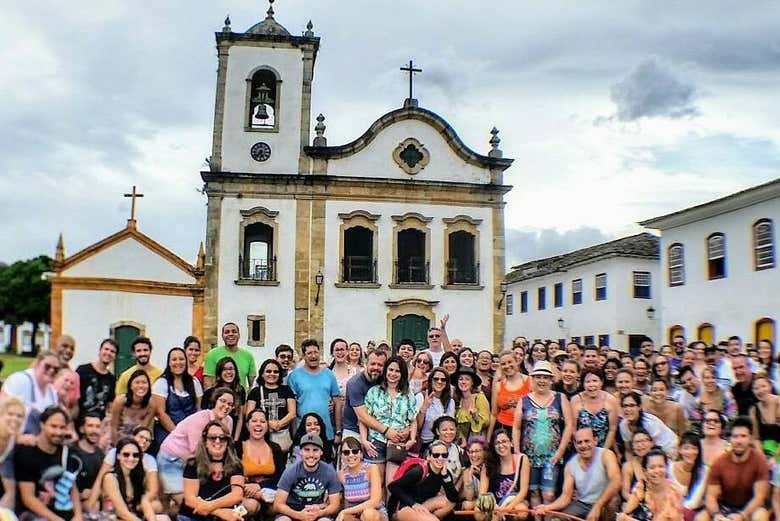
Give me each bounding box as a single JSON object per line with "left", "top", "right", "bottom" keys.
{"left": 646, "top": 306, "right": 656, "bottom": 320}
{"left": 314, "top": 270, "right": 324, "bottom": 305}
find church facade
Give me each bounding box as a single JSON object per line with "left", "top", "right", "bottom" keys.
{"left": 200, "top": 8, "right": 514, "bottom": 358}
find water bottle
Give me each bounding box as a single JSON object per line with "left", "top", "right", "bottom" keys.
{"left": 541, "top": 461, "right": 554, "bottom": 491}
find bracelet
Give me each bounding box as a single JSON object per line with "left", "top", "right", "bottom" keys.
{"left": 383, "top": 425, "right": 390, "bottom": 435}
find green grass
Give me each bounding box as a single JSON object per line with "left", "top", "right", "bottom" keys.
{"left": 0, "top": 353, "right": 34, "bottom": 379}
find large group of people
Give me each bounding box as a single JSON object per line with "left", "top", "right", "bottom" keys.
{"left": 0, "top": 319, "right": 777, "bottom": 521}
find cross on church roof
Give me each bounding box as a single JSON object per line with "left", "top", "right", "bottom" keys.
{"left": 400, "top": 59, "right": 422, "bottom": 104}
{"left": 124, "top": 185, "right": 144, "bottom": 225}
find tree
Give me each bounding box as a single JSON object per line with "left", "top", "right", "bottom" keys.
{"left": 0, "top": 255, "right": 52, "bottom": 355}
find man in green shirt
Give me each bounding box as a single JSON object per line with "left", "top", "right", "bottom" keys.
{"left": 203, "top": 322, "right": 256, "bottom": 388}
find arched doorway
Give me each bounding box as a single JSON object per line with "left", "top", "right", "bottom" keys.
{"left": 391, "top": 314, "right": 430, "bottom": 352}
{"left": 668, "top": 325, "right": 685, "bottom": 345}
{"left": 756, "top": 317, "right": 776, "bottom": 345}
{"left": 697, "top": 323, "right": 715, "bottom": 345}
{"left": 111, "top": 321, "right": 145, "bottom": 376}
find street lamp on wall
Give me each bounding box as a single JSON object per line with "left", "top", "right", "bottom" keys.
{"left": 497, "top": 281, "right": 508, "bottom": 309}
{"left": 558, "top": 318, "right": 565, "bottom": 329}
{"left": 646, "top": 306, "right": 656, "bottom": 320}
{"left": 314, "top": 270, "right": 324, "bottom": 305}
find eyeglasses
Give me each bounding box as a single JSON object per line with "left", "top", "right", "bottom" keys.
{"left": 341, "top": 448, "right": 361, "bottom": 456}
{"left": 432, "top": 377, "right": 448, "bottom": 383}
{"left": 207, "top": 435, "right": 230, "bottom": 443}
{"left": 120, "top": 451, "right": 141, "bottom": 459}
{"left": 467, "top": 448, "right": 484, "bottom": 455}
{"left": 494, "top": 439, "right": 510, "bottom": 446}
{"left": 264, "top": 369, "right": 280, "bottom": 374}
{"left": 278, "top": 354, "right": 293, "bottom": 360}
{"left": 428, "top": 334, "right": 441, "bottom": 338}
{"left": 430, "top": 452, "right": 448, "bottom": 459}
{"left": 416, "top": 360, "right": 431, "bottom": 365}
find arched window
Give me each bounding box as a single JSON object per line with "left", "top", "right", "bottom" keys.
{"left": 243, "top": 222, "right": 275, "bottom": 281}
{"left": 697, "top": 323, "right": 715, "bottom": 345}
{"left": 343, "top": 226, "right": 375, "bottom": 282}
{"left": 754, "top": 219, "right": 775, "bottom": 270}
{"left": 668, "top": 243, "right": 685, "bottom": 286}
{"left": 447, "top": 230, "right": 477, "bottom": 284}
{"left": 247, "top": 68, "right": 279, "bottom": 129}
{"left": 707, "top": 233, "right": 726, "bottom": 280}
{"left": 756, "top": 317, "right": 776, "bottom": 346}
{"left": 397, "top": 228, "right": 427, "bottom": 284}
{"left": 668, "top": 325, "right": 685, "bottom": 344}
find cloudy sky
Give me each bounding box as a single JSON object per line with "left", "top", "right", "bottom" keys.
{"left": 2, "top": 1, "right": 779, "bottom": 267}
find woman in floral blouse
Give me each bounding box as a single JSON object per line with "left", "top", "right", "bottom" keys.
{"left": 363, "top": 355, "right": 418, "bottom": 483}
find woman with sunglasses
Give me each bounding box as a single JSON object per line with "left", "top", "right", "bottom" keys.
{"left": 475, "top": 430, "right": 530, "bottom": 520}
{"left": 409, "top": 352, "right": 433, "bottom": 396}
{"left": 237, "top": 409, "right": 286, "bottom": 517}
{"left": 157, "top": 388, "right": 235, "bottom": 505}
{"left": 417, "top": 368, "right": 455, "bottom": 452}
{"left": 364, "top": 356, "right": 418, "bottom": 482}
{"left": 201, "top": 358, "right": 246, "bottom": 441}
{"left": 487, "top": 350, "right": 530, "bottom": 440}
{"left": 245, "top": 359, "right": 296, "bottom": 454}
{"left": 642, "top": 378, "right": 687, "bottom": 438}
{"left": 87, "top": 426, "right": 162, "bottom": 515}
{"left": 102, "top": 438, "right": 169, "bottom": 521}
{"left": 1, "top": 350, "right": 60, "bottom": 435}
{"left": 337, "top": 437, "right": 387, "bottom": 521}
{"left": 387, "top": 440, "right": 460, "bottom": 521}
{"left": 152, "top": 347, "right": 202, "bottom": 447}
{"left": 110, "top": 370, "right": 154, "bottom": 445}
{"left": 180, "top": 421, "right": 245, "bottom": 521}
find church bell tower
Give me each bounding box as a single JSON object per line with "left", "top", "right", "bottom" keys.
{"left": 209, "top": 1, "right": 319, "bottom": 175}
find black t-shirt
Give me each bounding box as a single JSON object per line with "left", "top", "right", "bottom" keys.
{"left": 71, "top": 445, "right": 105, "bottom": 492}
{"left": 246, "top": 384, "right": 294, "bottom": 423}
{"left": 76, "top": 363, "right": 116, "bottom": 419}
{"left": 14, "top": 444, "right": 79, "bottom": 519}
{"left": 179, "top": 460, "right": 244, "bottom": 521}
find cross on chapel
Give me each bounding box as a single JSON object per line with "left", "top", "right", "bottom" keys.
{"left": 400, "top": 59, "right": 422, "bottom": 103}
{"left": 124, "top": 185, "right": 144, "bottom": 226}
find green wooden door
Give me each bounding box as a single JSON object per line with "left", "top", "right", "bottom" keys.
{"left": 391, "top": 314, "right": 430, "bottom": 353}
{"left": 113, "top": 325, "right": 140, "bottom": 377}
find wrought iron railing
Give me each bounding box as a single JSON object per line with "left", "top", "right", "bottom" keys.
{"left": 239, "top": 256, "right": 277, "bottom": 282}
{"left": 341, "top": 256, "right": 377, "bottom": 283}
{"left": 394, "top": 258, "right": 430, "bottom": 284}
{"left": 446, "top": 260, "right": 480, "bottom": 285}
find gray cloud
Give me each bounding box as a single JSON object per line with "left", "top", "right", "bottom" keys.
{"left": 607, "top": 59, "right": 698, "bottom": 122}
{"left": 506, "top": 227, "right": 613, "bottom": 267}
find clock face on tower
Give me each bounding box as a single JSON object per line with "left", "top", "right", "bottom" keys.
{"left": 250, "top": 142, "right": 271, "bottom": 162}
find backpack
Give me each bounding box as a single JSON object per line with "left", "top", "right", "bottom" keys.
{"left": 391, "top": 457, "right": 428, "bottom": 482}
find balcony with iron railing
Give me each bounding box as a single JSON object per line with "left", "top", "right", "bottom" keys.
{"left": 341, "top": 256, "right": 378, "bottom": 284}
{"left": 393, "top": 257, "right": 430, "bottom": 286}
{"left": 236, "top": 255, "right": 278, "bottom": 285}
{"left": 446, "top": 260, "right": 480, "bottom": 285}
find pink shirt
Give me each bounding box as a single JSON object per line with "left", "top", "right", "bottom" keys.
{"left": 159, "top": 409, "right": 233, "bottom": 459}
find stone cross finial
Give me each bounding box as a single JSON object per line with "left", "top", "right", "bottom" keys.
{"left": 304, "top": 20, "right": 314, "bottom": 37}
{"left": 124, "top": 185, "right": 145, "bottom": 226}
{"left": 488, "top": 127, "right": 503, "bottom": 158}
{"left": 267, "top": 0, "right": 275, "bottom": 18}
{"left": 313, "top": 114, "right": 327, "bottom": 146}
{"left": 222, "top": 15, "right": 231, "bottom": 32}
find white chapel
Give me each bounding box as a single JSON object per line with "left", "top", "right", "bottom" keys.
{"left": 199, "top": 5, "right": 514, "bottom": 358}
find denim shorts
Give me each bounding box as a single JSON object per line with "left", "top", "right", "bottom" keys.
{"left": 529, "top": 465, "right": 559, "bottom": 494}
{"left": 157, "top": 450, "right": 185, "bottom": 494}
{"left": 365, "top": 439, "right": 388, "bottom": 464}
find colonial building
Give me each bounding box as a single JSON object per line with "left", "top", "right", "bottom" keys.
{"left": 200, "top": 7, "right": 513, "bottom": 357}
{"left": 504, "top": 233, "right": 661, "bottom": 353}
{"left": 640, "top": 177, "right": 778, "bottom": 347}
{"left": 48, "top": 214, "right": 204, "bottom": 371}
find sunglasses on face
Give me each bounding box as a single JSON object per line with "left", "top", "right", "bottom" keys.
{"left": 432, "top": 377, "right": 448, "bottom": 382}
{"left": 42, "top": 363, "right": 60, "bottom": 373}
{"left": 430, "top": 452, "right": 448, "bottom": 459}
{"left": 120, "top": 451, "right": 140, "bottom": 459}
{"left": 207, "top": 435, "right": 230, "bottom": 443}
{"left": 341, "top": 448, "right": 361, "bottom": 456}
{"left": 428, "top": 334, "right": 441, "bottom": 338}
{"left": 278, "top": 354, "right": 293, "bottom": 359}
{"left": 264, "top": 369, "right": 280, "bottom": 374}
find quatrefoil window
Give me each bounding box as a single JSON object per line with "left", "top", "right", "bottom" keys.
{"left": 393, "top": 138, "right": 430, "bottom": 175}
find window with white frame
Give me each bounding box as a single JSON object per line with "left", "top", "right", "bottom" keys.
{"left": 520, "top": 291, "right": 528, "bottom": 313}
{"left": 754, "top": 219, "right": 775, "bottom": 270}
{"left": 506, "top": 294, "right": 514, "bottom": 315}
{"left": 538, "top": 287, "right": 546, "bottom": 310}
{"left": 707, "top": 233, "right": 726, "bottom": 280}
{"left": 572, "top": 279, "right": 583, "bottom": 305}
{"left": 633, "top": 271, "right": 651, "bottom": 299}
{"left": 595, "top": 273, "right": 607, "bottom": 301}
{"left": 668, "top": 244, "right": 685, "bottom": 286}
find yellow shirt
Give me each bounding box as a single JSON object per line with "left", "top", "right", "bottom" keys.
{"left": 115, "top": 364, "right": 163, "bottom": 395}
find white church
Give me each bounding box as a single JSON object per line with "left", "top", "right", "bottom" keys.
{"left": 49, "top": 5, "right": 514, "bottom": 370}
